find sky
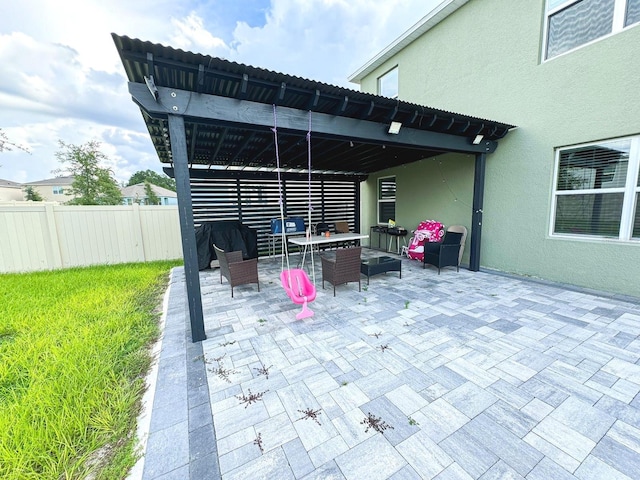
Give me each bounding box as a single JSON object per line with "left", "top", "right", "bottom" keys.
{"left": 0, "top": 0, "right": 441, "bottom": 185}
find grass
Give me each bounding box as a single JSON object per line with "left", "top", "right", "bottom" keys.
{"left": 0, "top": 260, "right": 180, "bottom": 479}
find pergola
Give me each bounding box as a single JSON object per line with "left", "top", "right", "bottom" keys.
{"left": 112, "top": 34, "right": 516, "bottom": 342}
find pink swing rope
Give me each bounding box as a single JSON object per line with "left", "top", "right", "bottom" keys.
{"left": 273, "top": 106, "right": 316, "bottom": 315}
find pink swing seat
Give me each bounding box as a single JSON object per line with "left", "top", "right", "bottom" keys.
{"left": 280, "top": 269, "right": 316, "bottom": 320}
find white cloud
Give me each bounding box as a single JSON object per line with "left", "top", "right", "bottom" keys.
{"left": 0, "top": 0, "right": 441, "bottom": 184}
{"left": 170, "top": 12, "right": 229, "bottom": 54}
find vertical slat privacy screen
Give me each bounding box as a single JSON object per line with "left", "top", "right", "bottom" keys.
{"left": 191, "top": 176, "right": 359, "bottom": 255}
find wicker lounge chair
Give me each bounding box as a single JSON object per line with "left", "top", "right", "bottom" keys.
{"left": 214, "top": 244, "right": 259, "bottom": 297}
{"left": 321, "top": 246, "right": 362, "bottom": 296}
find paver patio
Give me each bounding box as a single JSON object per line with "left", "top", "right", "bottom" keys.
{"left": 136, "top": 249, "right": 640, "bottom": 480}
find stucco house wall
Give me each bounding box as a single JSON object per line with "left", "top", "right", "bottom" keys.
{"left": 355, "top": 0, "right": 640, "bottom": 297}
{"left": 0, "top": 179, "right": 24, "bottom": 202}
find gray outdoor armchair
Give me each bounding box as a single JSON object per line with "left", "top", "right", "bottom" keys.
{"left": 321, "top": 246, "right": 362, "bottom": 296}
{"left": 422, "top": 229, "right": 465, "bottom": 274}
{"left": 214, "top": 244, "right": 259, "bottom": 297}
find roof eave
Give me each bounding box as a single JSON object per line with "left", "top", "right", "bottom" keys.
{"left": 348, "top": 0, "right": 469, "bottom": 84}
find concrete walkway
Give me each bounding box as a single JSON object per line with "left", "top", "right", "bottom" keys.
{"left": 136, "top": 250, "right": 640, "bottom": 479}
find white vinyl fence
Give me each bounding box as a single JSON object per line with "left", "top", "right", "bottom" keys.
{"left": 0, "top": 203, "right": 183, "bottom": 273}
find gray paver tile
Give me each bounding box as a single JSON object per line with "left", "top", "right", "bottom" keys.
{"left": 525, "top": 456, "right": 576, "bottom": 480}
{"left": 216, "top": 426, "right": 255, "bottom": 456}
{"left": 439, "top": 429, "right": 498, "bottom": 478}
{"left": 361, "top": 396, "right": 421, "bottom": 446}
{"left": 282, "top": 437, "right": 315, "bottom": 478}
{"left": 532, "top": 415, "right": 596, "bottom": 461}
{"left": 397, "top": 429, "right": 453, "bottom": 479}
{"left": 254, "top": 411, "right": 298, "bottom": 452}
{"left": 143, "top": 420, "right": 189, "bottom": 479}
{"left": 223, "top": 447, "right": 295, "bottom": 480}
{"left": 385, "top": 384, "right": 429, "bottom": 415}
{"left": 416, "top": 398, "right": 470, "bottom": 443}
{"left": 574, "top": 455, "right": 635, "bottom": 480}
{"left": 218, "top": 440, "right": 261, "bottom": 475}
{"left": 477, "top": 459, "right": 525, "bottom": 480}
{"left": 444, "top": 381, "right": 498, "bottom": 419}
{"left": 330, "top": 382, "right": 370, "bottom": 412}
{"left": 213, "top": 401, "right": 270, "bottom": 439}
{"left": 551, "top": 396, "right": 616, "bottom": 442}
{"left": 592, "top": 434, "right": 640, "bottom": 478}
{"left": 278, "top": 382, "right": 339, "bottom": 451}
{"left": 335, "top": 434, "right": 406, "bottom": 480}
{"left": 300, "top": 460, "right": 346, "bottom": 480}
{"left": 332, "top": 408, "right": 376, "bottom": 448}
{"left": 308, "top": 434, "right": 349, "bottom": 468}
{"left": 433, "top": 462, "right": 474, "bottom": 480}
{"left": 463, "top": 413, "right": 542, "bottom": 476}
{"left": 354, "top": 368, "right": 404, "bottom": 399}
{"left": 389, "top": 464, "right": 422, "bottom": 480}
{"left": 608, "top": 419, "right": 640, "bottom": 454}
{"left": 523, "top": 430, "right": 581, "bottom": 472}
{"left": 485, "top": 400, "right": 538, "bottom": 438}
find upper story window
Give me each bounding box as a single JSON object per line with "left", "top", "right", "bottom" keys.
{"left": 52, "top": 186, "right": 64, "bottom": 195}
{"left": 544, "top": 0, "right": 640, "bottom": 60}
{"left": 378, "top": 67, "right": 398, "bottom": 98}
{"left": 551, "top": 136, "right": 640, "bottom": 240}
{"left": 378, "top": 176, "right": 396, "bottom": 224}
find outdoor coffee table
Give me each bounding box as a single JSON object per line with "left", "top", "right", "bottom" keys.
{"left": 360, "top": 256, "right": 402, "bottom": 284}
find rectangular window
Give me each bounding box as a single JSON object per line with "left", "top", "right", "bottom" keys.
{"left": 378, "top": 176, "right": 396, "bottom": 224}
{"left": 551, "top": 136, "right": 640, "bottom": 240}
{"left": 52, "top": 186, "right": 64, "bottom": 195}
{"left": 544, "top": 0, "right": 640, "bottom": 60}
{"left": 378, "top": 67, "right": 398, "bottom": 98}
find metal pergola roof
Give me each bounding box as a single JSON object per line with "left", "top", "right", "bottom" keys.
{"left": 112, "top": 34, "right": 515, "bottom": 178}
{"left": 112, "top": 34, "right": 516, "bottom": 342}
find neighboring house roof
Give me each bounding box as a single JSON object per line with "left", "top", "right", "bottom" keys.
{"left": 121, "top": 183, "right": 177, "bottom": 198}
{"left": 0, "top": 178, "right": 22, "bottom": 189}
{"left": 24, "top": 175, "right": 75, "bottom": 186}
{"left": 348, "top": 0, "right": 470, "bottom": 83}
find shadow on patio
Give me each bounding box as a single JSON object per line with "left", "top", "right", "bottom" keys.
{"left": 135, "top": 249, "right": 640, "bottom": 480}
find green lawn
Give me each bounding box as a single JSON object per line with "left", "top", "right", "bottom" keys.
{"left": 0, "top": 261, "right": 181, "bottom": 479}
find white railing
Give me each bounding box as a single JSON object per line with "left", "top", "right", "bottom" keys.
{"left": 0, "top": 203, "right": 183, "bottom": 273}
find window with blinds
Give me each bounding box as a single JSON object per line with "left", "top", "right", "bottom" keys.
{"left": 377, "top": 176, "right": 396, "bottom": 224}
{"left": 552, "top": 137, "right": 640, "bottom": 240}
{"left": 544, "top": 0, "right": 640, "bottom": 60}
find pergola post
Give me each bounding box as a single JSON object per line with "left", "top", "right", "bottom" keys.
{"left": 168, "top": 114, "right": 206, "bottom": 342}
{"left": 469, "top": 152, "right": 486, "bottom": 272}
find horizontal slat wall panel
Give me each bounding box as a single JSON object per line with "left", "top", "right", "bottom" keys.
{"left": 189, "top": 176, "right": 359, "bottom": 256}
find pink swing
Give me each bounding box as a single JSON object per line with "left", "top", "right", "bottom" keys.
{"left": 273, "top": 106, "right": 317, "bottom": 320}
{"left": 280, "top": 269, "right": 316, "bottom": 319}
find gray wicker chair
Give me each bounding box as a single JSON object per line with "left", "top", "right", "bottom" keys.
{"left": 321, "top": 246, "right": 362, "bottom": 296}
{"left": 214, "top": 244, "right": 259, "bottom": 297}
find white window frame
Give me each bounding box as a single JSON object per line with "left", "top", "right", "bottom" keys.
{"left": 550, "top": 135, "right": 640, "bottom": 241}
{"left": 377, "top": 176, "right": 396, "bottom": 225}
{"left": 52, "top": 186, "right": 64, "bottom": 195}
{"left": 542, "top": 0, "right": 640, "bottom": 61}
{"left": 377, "top": 66, "right": 398, "bottom": 99}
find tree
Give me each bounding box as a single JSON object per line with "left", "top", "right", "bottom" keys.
{"left": 144, "top": 181, "right": 161, "bottom": 205}
{"left": 23, "top": 186, "right": 44, "bottom": 202}
{"left": 54, "top": 140, "right": 123, "bottom": 205}
{"left": 0, "top": 128, "right": 30, "bottom": 154}
{"left": 127, "top": 169, "right": 176, "bottom": 191}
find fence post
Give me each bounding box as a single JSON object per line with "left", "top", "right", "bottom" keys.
{"left": 131, "top": 203, "right": 147, "bottom": 262}
{"left": 44, "top": 203, "right": 63, "bottom": 269}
